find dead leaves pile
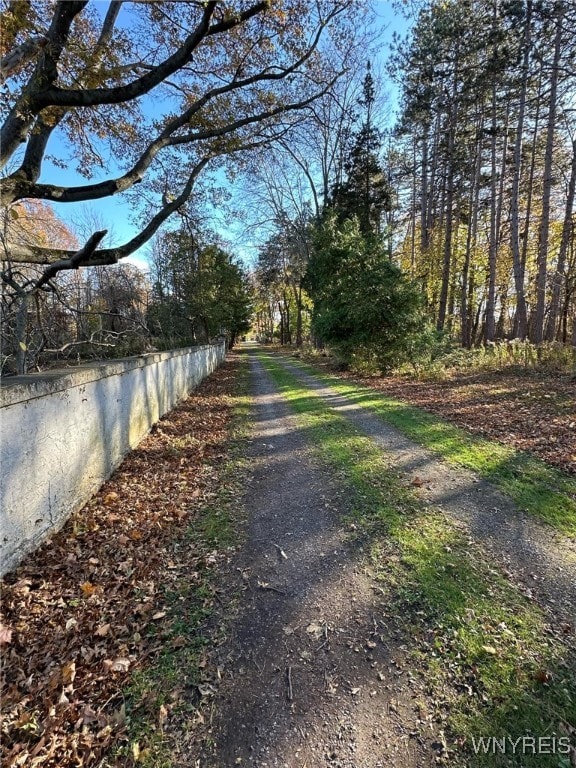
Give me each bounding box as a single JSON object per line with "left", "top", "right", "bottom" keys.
{"left": 0, "top": 358, "right": 241, "bottom": 768}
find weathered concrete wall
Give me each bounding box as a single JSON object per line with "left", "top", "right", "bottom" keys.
{"left": 0, "top": 343, "right": 226, "bottom": 576}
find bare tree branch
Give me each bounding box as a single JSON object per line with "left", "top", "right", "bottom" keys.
{"left": 33, "top": 229, "right": 108, "bottom": 289}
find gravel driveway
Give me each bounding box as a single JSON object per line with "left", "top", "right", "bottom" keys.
{"left": 201, "top": 352, "right": 436, "bottom": 767}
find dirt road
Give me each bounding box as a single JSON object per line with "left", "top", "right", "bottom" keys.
{"left": 197, "top": 348, "right": 575, "bottom": 767}
{"left": 200, "top": 351, "right": 435, "bottom": 767}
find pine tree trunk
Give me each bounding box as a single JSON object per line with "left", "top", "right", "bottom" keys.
{"left": 494, "top": 103, "right": 510, "bottom": 338}
{"left": 519, "top": 66, "right": 542, "bottom": 319}
{"left": 425, "top": 112, "right": 441, "bottom": 251}
{"left": 410, "top": 136, "right": 417, "bottom": 274}
{"left": 545, "top": 138, "right": 576, "bottom": 340}
{"left": 437, "top": 57, "right": 459, "bottom": 332}
{"left": 461, "top": 118, "right": 483, "bottom": 347}
{"left": 532, "top": 4, "right": 564, "bottom": 343}
{"left": 420, "top": 128, "right": 430, "bottom": 253}
{"left": 509, "top": 0, "right": 532, "bottom": 340}
{"left": 484, "top": 78, "right": 498, "bottom": 343}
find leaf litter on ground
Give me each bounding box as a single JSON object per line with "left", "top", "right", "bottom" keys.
{"left": 0, "top": 357, "right": 244, "bottom": 768}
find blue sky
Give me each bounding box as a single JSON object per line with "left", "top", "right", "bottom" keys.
{"left": 34, "top": 1, "right": 413, "bottom": 274}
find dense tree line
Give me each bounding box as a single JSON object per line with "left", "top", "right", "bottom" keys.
{"left": 391, "top": 0, "right": 576, "bottom": 347}
{"left": 149, "top": 225, "right": 252, "bottom": 350}
{"left": 249, "top": 0, "right": 576, "bottom": 366}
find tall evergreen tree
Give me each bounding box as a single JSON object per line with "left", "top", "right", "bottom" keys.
{"left": 305, "top": 212, "right": 423, "bottom": 371}
{"left": 331, "top": 63, "right": 391, "bottom": 238}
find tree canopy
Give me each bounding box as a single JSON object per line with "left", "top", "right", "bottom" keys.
{"left": 330, "top": 63, "right": 390, "bottom": 237}
{"left": 1, "top": 0, "right": 357, "bottom": 281}
{"left": 149, "top": 229, "right": 252, "bottom": 349}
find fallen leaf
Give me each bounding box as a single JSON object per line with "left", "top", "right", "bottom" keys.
{"left": 80, "top": 581, "right": 98, "bottom": 597}
{"left": 0, "top": 624, "right": 13, "bottom": 645}
{"left": 62, "top": 661, "right": 76, "bottom": 685}
{"left": 104, "top": 657, "right": 130, "bottom": 673}
{"left": 481, "top": 645, "right": 497, "bottom": 655}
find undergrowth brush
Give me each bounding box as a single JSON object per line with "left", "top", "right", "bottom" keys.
{"left": 298, "top": 339, "right": 576, "bottom": 380}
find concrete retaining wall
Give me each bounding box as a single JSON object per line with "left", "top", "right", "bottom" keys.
{"left": 0, "top": 342, "right": 226, "bottom": 576}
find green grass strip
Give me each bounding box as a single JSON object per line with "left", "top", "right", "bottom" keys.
{"left": 260, "top": 352, "right": 576, "bottom": 768}
{"left": 279, "top": 354, "right": 576, "bottom": 537}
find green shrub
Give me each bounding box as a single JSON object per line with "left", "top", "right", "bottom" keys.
{"left": 305, "top": 213, "right": 425, "bottom": 374}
